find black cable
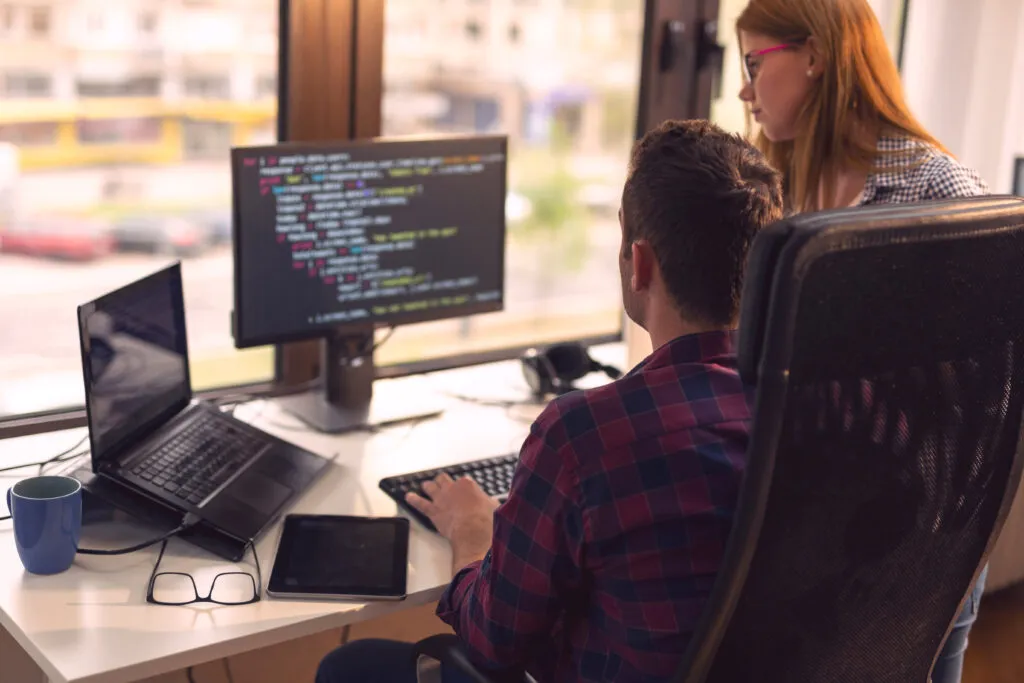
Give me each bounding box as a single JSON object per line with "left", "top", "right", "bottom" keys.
{"left": 38, "top": 449, "right": 90, "bottom": 475}
{"left": 0, "top": 434, "right": 89, "bottom": 475}
{"left": 76, "top": 513, "right": 201, "bottom": 556}
{"left": 0, "top": 515, "right": 9, "bottom": 522}
{"left": 214, "top": 331, "right": 394, "bottom": 413}
{"left": 223, "top": 658, "right": 236, "bottom": 683}
{"left": 186, "top": 667, "right": 197, "bottom": 683}
{"left": 347, "top": 327, "right": 395, "bottom": 360}
{"left": 371, "top": 326, "right": 395, "bottom": 352}
{"left": 445, "top": 392, "right": 538, "bottom": 409}
{"left": 211, "top": 376, "right": 323, "bottom": 414}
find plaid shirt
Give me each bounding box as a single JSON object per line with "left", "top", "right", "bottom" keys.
{"left": 857, "top": 134, "right": 989, "bottom": 205}
{"left": 437, "top": 331, "right": 753, "bottom": 683}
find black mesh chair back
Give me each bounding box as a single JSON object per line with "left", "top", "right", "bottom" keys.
{"left": 676, "top": 196, "right": 1024, "bottom": 683}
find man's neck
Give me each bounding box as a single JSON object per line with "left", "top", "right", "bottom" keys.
{"left": 646, "top": 315, "right": 731, "bottom": 352}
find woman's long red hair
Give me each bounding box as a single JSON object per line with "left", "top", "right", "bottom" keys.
{"left": 737, "top": 0, "right": 946, "bottom": 211}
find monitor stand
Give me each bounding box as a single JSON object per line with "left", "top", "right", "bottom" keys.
{"left": 277, "top": 327, "right": 445, "bottom": 434}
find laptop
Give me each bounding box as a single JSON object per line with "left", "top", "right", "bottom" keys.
{"left": 77, "top": 263, "right": 328, "bottom": 558}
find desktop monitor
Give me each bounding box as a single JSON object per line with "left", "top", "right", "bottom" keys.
{"left": 1014, "top": 156, "right": 1024, "bottom": 197}
{"left": 231, "top": 135, "right": 508, "bottom": 433}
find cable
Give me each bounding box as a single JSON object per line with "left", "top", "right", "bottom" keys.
{"left": 38, "top": 448, "right": 89, "bottom": 475}
{"left": 370, "top": 326, "right": 395, "bottom": 353}
{"left": 348, "top": 327, "right": 395, "bottom": 360}
{"left": 211, "top": 376, "right": 323, "bottom": 412}
{"left": 223, "top": 658, "right": 236, "bottom": 683}
{"left": 0, "top": 434, "right": 89, "bottom": 475}
{"left": 0, "top": 515, "right": 9, "bottom": 522}
{"left": 186, "top": 667, "right": 197, "bottom": 683}
{"left": 76, "top": 513, "right": 201, "bottom": 556}
{"left": 445, "top": 392, "right": 539, "bottom": 409}
{"left": 212, "top": 331, "right": 394, "bottom": 413}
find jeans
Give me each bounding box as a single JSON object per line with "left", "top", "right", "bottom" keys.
{"left": 932, "top": 565, "right": 988, "bottom": 683}
{"left": 316, "top": 638, "right": 477, "bottom": 683}
{"left": 317, "top": 570, "right": 988, "bottom": 683}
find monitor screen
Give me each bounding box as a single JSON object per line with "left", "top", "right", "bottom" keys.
{"left": 77, "top": 264, "right": 191, "bottom": 466}
{"left": 231, "top": 135, "right": 507, "bottom": 348}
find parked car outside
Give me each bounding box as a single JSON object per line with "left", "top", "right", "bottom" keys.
{"left": 110, "top": 214, "right": 210, "bottom": 257}
{"left": 0, "top": 215, "right": 113, "bottom": 261}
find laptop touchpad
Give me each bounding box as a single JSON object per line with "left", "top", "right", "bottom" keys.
{"left": 228, "top": 470, "right": 293, "bottom": 517}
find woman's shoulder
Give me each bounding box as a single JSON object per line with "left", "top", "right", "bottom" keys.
{"left": 867, "top": 134, "right": 989, "bottom": 203}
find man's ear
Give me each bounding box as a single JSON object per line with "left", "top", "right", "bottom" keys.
{"left": 631, "top": 240, "right": 654, "bottom": 292}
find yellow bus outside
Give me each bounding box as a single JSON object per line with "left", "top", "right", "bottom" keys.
{"left": 0, "top": 98, "right": 276, "bottom": 170}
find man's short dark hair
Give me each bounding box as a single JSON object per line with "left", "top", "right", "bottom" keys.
{"left": 622, "top": 119, "right": 784, "bottom": 326}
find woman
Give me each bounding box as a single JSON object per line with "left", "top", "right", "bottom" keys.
{"left": 734, "top": 1, "right": 988, "bottom": 682}
{"left": 736, "top": 0, "right": 987, "bottom": 213}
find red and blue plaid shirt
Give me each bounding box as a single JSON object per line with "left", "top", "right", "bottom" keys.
{"left": 437, "top": 330, "right": 753, "bottom": 682}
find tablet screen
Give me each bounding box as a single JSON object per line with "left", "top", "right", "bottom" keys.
{"left": 268, "top": 515, "right": 409, "bottom": 598}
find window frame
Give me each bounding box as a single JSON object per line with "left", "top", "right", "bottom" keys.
{"left": 276, "top": 0, "right": 713, "bottom": 387}
{"left": 0, "top": 0, "right": 710, "bottom": 439}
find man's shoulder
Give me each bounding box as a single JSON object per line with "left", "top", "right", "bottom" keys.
{"left": 532, "top": 380, "right": 619, "bottom": 445}
{"left": 532, "top": 358, "right": 751, "bottom": 453}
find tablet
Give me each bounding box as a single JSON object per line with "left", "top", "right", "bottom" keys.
{"left": 267, "top": 514, "right": 409, "bottom": 600}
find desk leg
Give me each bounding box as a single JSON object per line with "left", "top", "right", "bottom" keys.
{"left": 0, "top": 625, "right": 46, "bottom": 683}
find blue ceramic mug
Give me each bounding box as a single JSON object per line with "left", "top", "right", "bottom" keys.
{"left": 6, "top": 475, "right": 82, "bottom": 575}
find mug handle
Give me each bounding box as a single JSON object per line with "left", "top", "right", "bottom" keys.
{"left": 5, "top": 489, "right": 11, "bottom": 520}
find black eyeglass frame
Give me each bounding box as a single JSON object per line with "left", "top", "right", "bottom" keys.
{"left": 146, "top": 538, "right": 263, "bottom": 606}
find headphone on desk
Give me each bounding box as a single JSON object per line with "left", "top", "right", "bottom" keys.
{"left": 520, "top": 342, "right": 623, "bottom": 399}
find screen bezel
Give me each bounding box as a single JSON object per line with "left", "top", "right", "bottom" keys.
{"left": 267, "top": 514, "right": 410, "bottom": 598}
{"left": 77, "top": 263, "right": 192, "bottom": 470}
{"left": 230, "top": 134, "right": 508, "bottom": 349}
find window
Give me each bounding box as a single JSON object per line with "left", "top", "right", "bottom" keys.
{"left": 27, "top": 6, "right": 50, "bottom": 37}
{"left": 1, "top": 5, "right": 15, "bottom": 34}
{"left": 3, "top": 72, "right": 53, "bottom": 98}
{"left": 0, "top": 0, "right": 278, "bottom": 421}
{"left": 184, "top": 74, "right": 231, "bottom": 100}
{"left": 76, "top": 76, "right": 162, "bottom": 97}
{"left": 508, "top": 22, "right": 521, "bottom": 43}
{"left": 464, "top": 20, "right": 482, "bottom": 40}
{"left": 86, "top": 12, "right": 104, "bottom": 34}
{"left": 866, "top": 0, "right": 909, "bottom": 59}
{"left": 379, "top": 0, "right": 642, "bottom": 366}
{"left": 0, "top": 122, "right": 58, "bottom": 146}
{"left": 255, "top": 74, "right": 276, "bottom": 99}
{"left": 76, "top": 118, "right": 162, "bottom": 144}
{"left": 138, "top": 11, "right": 158, "bottom": 35}
{"left": 182, "top": 120, "right": 232, "bottom": 160}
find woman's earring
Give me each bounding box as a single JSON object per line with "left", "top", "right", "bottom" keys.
{"left": 806, "top": 69, "right": 814, "bottom": 77}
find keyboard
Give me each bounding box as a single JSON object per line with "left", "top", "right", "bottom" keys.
{"left": 128, "top": 411, "right": 268, "bottom": 506}
{"left": 379, "top": 454, "right": 518, "bottom": 531}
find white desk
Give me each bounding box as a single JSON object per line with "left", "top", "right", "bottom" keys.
{"left": 0, "top": 346, "right": 624, "bottom": 683}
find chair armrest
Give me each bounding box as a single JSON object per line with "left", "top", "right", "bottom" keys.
{"left": 412, "top": 634, "right": 530, "bottom": 683}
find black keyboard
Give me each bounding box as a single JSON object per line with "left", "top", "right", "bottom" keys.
{"left": 379, "top": 454, "right": 518, "bottom": 531}
{"left": 128, "top": 411, "right": 268, "bottom": 506}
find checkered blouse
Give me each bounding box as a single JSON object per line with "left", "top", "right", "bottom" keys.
{"left": 857, "top": 134, "right": 989, "bottom": 205}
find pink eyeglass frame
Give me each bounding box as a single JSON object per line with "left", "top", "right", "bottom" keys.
{"left": 742, "top": 43, "right": 799, "bottom": 81}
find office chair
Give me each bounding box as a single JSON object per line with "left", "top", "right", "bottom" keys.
{"left": 412, "top": 196, "right": 1024, "bottom": 683}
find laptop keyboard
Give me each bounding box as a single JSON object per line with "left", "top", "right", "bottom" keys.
{"left": 129, "top": 411, "right": 267, "bottom": 506}
{"left": 379, "top": 454, "right": 517, "bottom": 531}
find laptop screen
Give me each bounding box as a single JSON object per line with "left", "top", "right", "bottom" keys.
{"left": 78, "top": 263, "right": 192, "bottom": 467}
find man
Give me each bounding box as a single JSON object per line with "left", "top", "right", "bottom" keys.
{"left": 317, "top": 119, "right": 785, "bottom": 683}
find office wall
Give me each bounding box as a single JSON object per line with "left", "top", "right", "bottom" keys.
{"left": 901, "top": 0, "right": 1024, "bottom": 193}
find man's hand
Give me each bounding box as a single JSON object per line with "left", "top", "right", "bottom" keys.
{"left": 406, "top": 473, "right": 498, "bottom": 573}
